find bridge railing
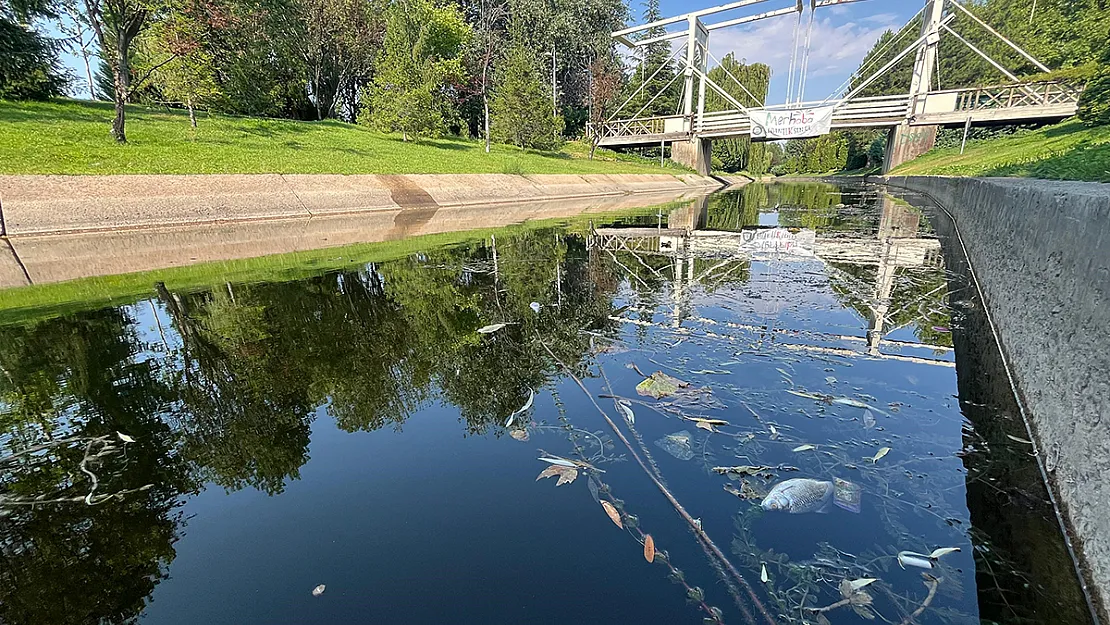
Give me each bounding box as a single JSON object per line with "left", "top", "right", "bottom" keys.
{"left": 944, "top": 80, "right": 1083, "bottom": 112}
{"left": 589, "top": 115, "right": 686, "bottom": 142}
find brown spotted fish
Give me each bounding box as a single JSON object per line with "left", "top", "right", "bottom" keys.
{"left": 761, "top": 478, "right": 834, "bottom": 514}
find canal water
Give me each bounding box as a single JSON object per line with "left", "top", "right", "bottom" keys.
{"left": 0, "top": 182, "right": 1092, "bottom": 625}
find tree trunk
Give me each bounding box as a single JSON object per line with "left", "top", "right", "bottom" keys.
{"left": 80, "top": 44, "right": 95, "bottom": 100}
{"left": 483, "top": 92, "right": 490, "bottom": 154}
{"left": 187, "top": 96, "right": 197, "bottom": 128}
{"left": 112, "top": 37, "right": 132, "bottom": 143}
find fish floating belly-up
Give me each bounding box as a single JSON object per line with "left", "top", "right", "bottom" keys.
{"left": 761, "top": 478, "right": 834, "bottom": 514}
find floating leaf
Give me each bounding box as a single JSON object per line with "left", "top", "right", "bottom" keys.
{"left": 477, "top": 323, "right": 510, "bottom": 334}
{"left": 601, "top": 501, "right": 622, "bottom": 528}
{"left": 312, "top": 584, "right": 326, "bottom": 597}
{"left": 616, "top": 402, "right": 635, "bottom": 425}
{"left": 929, "top": 547, "right": 961, "bottom": 559}
{"left": 839, "top": 579, "right": 853, "bottom": 599}
{"left": 588, "top": 477, "right": 600, "bottom": 502}
{"left": 509, "top": 430, "right": 529, "bottom": 441}
{"left": 685, "top": 417, "right": 729, "bottom": 426}
{"left": 116, "top": 432, "right": 135, "bottom": 443}
{"left": 760, "top": 564, "right": 769, "bottom": 583}
{"left": 1006, "top": 434, "right": 1033, "bottom": 445}
{"left": 870, "top": 447, "right": 890, "bottom": 463}
{"left": 695, "top": 421, "right": 715, "bottom": 432}
{"left": 793, "top": 444, "right": 816, "bottom": 452}
{"left": 556, "top": 468, "right": 578, "bottom": 486}
{"left": 825, "top": 376, "right": 837, "bottom": 385}
{"left": 816, "top": 613, "right": 831, "bottom": 625}
{"left": 897, "top": 551, "right": 934, "bottom": 570}
{"left": 643, "top": 535, "right": 655, "bottom": 563}
{"left": 536, "top": 464, "right": 578, "bottom": 486}
{"left": 636, "top": 371, "right": 689, "bottom": 399}
{"left": 712, "top": 466, "right": 771, "bottom": 476}
{"left": 768, "top": 424, "right": 779, "bottom": 440}
{"left": 849, "top": 590, "right": 873, "bottom": 606}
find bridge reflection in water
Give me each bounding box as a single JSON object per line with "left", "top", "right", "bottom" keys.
{"left": 589, "top": 189, "right": 949, "bottom": 366}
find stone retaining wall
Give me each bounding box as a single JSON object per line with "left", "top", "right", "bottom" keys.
{"left": 884, "top": 175, "right": 1110, "bottom": 623}
{"left": 0, "top": 173, "right": 720, "bottom": 236}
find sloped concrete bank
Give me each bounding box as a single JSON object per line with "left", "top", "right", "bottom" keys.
{"left": 0, "top": 173, "right": 721, "bottom": 236}
{"left": 884, "top": 175, "right": 1110, "bottom": 622}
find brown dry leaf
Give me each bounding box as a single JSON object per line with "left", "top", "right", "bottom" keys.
{"left": 536, "top": 464, "right": 578, "bottom": 486}
{"left": 556, "top": 467, "right": 579, "bottom": 486}
{"left": 509, "top": 429, "right": 529, "bottom": 441}
{"left": 695, "top": 420, "right": 715, "bottom": 432}
{"left": 601, "top": 501, "right": 622, "bottom": 528}
{"left": 643, "top": 534, "right": 656, "bottom": 563}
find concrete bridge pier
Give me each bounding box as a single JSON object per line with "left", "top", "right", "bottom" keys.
{"left": 883, "top": 122, "right": 938, "bottom": 173}
{"left": 671, "top": 138, "right": 713, "bottom": 176}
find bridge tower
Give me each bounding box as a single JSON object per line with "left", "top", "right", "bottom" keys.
{"left": 884, "top": 0, "right": 946, "bottom": 173}
{"left": 671, "top": 16, "right": 713, "bottom": 175}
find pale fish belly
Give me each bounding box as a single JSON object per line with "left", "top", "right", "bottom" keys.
{"left": 763, "top": 478, "right": 834, "bottom": 514}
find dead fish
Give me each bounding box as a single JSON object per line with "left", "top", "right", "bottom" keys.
{"left": 761, "top": 478, "right": 834, "bottom": 514}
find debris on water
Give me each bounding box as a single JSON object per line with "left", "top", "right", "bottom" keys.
{"left": 587, "top": 476, "right": 600, "bottom": 502}
{"left": 870, "top": 447, "right": 891, "bottom": 463}
{"left": 768, "top": 424, "right": 780, "bottom": 439}
{"left": 643, "top": 534, "right": 656, "bottom": 563}
{"left": 793, "top": 444, "right": 816, "bottom": 452}
{"left": 787, "top": 389, "right": 826, "bottom": 401}
{"left": 116, "top": 432, "right": 136, "bottom": 443}
{"left": 932, "top": 325, "right": 951, "bottom": 333}
{"left": 1006, "top": 434, "right": 1033, "bottom": 444}
{"left": 616, "top": 401, "right": 635, "bottom": 425}
{"left": 825, "top": 376, "right": 837, "bottom": 385}
{"left": 536, "top": 464, "right": 578, "bottom": 486}
{"left": 862, "top": 410, "right": 876, "bottom": 429}
{"left": 504, "top": 389, "right": 535, "bottom": 427}
{"left": 509, "top": 429, "right": 529, "bottom": 441}
{"left": 312, "top": 584, "right": 326, "bottom": 597}
{"left": 601, "top": 500, "right": 622, "bottom": 528}
{"left": 530, "top": 302, "right": 542, "bottom": 313}
{"left": 655, "top": 430, "right": 695, "bottom": 460}
{"left": 833, "top": 478, "right": 862, "bottom": 513}
{"left": 538, "top": 456, "right": 577, "bottom": 468}
{"left": 761, "top": 478, "right": 834, "bottom": 514}
{"left": 713, "top": 465, "right": 771, "bottom": 476}
{"left": 897, "top": 551, "right": 935, "bottom": 570}
{"left": 724, "top": 480, "right": 765, "bottom": 501}
{"left": 761, "top": 564, "right": 769, "bottom": 583}
{"left": 636, "top": 371, "right": 689, "bottom": 399}
{"left": 477, "top": 323, "right": 512, "bottom": 334}
{"left": 929, "top": 547, "right": 961, "bottom": 558}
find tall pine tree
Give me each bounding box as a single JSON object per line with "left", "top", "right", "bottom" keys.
{"left": 490, "top": 19, "right": 564, "bottom": 150}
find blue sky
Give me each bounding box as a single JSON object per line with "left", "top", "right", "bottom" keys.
{"left": 648, "top": 0, "right": 924, "bottom": 104}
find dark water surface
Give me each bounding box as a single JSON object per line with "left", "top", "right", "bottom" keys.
{"left": 0, "top": 182, "right": 1092, "bottom": 625}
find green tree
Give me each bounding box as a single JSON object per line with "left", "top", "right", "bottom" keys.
{"left": 0, "top": 16, "right": 69, "bottom": 99}
{"left": 705, "top": 54, "right": 770, "bottom": 173}
{"left": 622, "top": 0, "right": 679, "bottom": 118}
{"left": 148, "top": 9, "right": 220, "bottom": 127}
{"left": 362, "top": 0, "right": 470, "bottom": 141}
{"left": 490, "top": 30, "right": 564, "bottom": 149}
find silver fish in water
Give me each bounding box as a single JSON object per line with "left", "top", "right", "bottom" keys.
{"left": 761, "top": 478, "right": 834, "bottom": 514}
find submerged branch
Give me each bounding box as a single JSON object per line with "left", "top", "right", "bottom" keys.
{"left": 539, "top": 338, "right": 775, "bottom": 625}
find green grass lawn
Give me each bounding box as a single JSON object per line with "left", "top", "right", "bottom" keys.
{"left": 890, "top": 118, "right": 1110, "bottom": 183}
{"left": 0, "top": 98, "right": 684, "bottom": 176}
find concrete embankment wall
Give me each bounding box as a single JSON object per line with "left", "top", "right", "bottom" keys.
{"left": 0, "top": 173, "right": 719, "bottom": 236}
{"left": 885, "top": 175, "right": 1110, "bottom": 621}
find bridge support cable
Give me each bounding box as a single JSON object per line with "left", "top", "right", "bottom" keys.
{"left": 835, "top": 14, "right": 954, "bottom": 109}
{"left": 604, "top": 43, "right": 687, "bottom": 123}
{"left": 796, "top": 0, "right": 817, "bottom": 104}
{"left": 785, "top": 1, "right": 803, "bottom": 103}
{"left": 940, "top": 24, "right": 1041, "bottom": 98}
{"left": 629, "top": 69, "right": 687, "bottom": 121}
{"left": 946, "top": 0, "right": 1049, "bottom": 72}
{"left": 820, "top": 3, "right": 927, "bottom": 103}
{"left": 705, "top": 49, "right": 765, "bottom": 107}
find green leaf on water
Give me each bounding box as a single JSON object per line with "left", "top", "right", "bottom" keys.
{"left": 870, "top": 447, "right": 890, "bottom": 463}
{"left": 636, "top": 371, "right": 689, "bottom": 399}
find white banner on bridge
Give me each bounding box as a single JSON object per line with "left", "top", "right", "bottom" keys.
{"left": 749, "top": 106, "right": 835, "bottom": 140}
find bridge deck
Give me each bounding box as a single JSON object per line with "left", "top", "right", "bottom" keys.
{"left": 594, "top": 81, "right": 1081, "bottom": 148}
